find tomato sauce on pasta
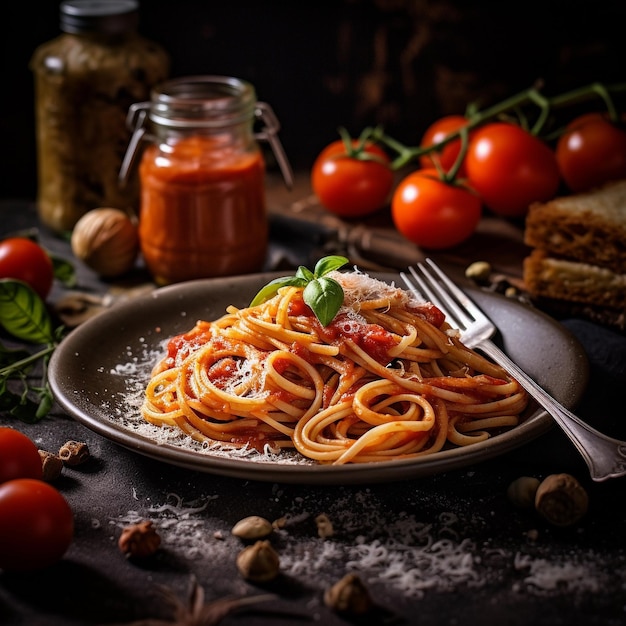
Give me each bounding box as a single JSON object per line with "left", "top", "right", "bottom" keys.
{"left": 141, "top": 271, "right": 528, "bottom": 464}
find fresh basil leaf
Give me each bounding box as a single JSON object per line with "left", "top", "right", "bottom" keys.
{"left": 51, "top": 255, "right": 77, "bottom": 288}
{"left": 250, "top": 275, "right": 308, "bottom": 306}
{"left": 0, "top": 280, "right": 55, "bottom": 344}
{"left": 36, "top": 386, "right": 54, "bottom": 419}
{"left": 303, "top": 277, "right": 344, "bottom": 326}
{"left": 313, "top": 255, "right": 349, "bottom": 278}
{"left": 295, "top": 266, "right": 314, "bottom": 281}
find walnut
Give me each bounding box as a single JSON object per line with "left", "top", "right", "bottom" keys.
{"left": 71, "top": 208, "right": 139, "bottom": 277}
{"left": 231, "top": 515, "right": 273, "bottom": 540}
{"left": 534, "top": 473, "right": 589, "bottom": 527}
{"left": 58, "top": 440, "right": 90, "bottom": 466}
{"left": 118, "top": 520, "right": 161, "bottom": 558}
{"left": 236, "top": 540, "right": 280, "bottom": 582}
{"left": 324, "top": 573, "right": 373, "bottom": 616}
{"left": 38, "top": 449, "right": 64, "bottom": 481}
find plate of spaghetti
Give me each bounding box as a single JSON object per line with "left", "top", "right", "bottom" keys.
{"left": 49, "top": 269, "right": 588, "bottom": 484}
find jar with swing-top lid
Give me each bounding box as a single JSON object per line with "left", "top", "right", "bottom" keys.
{"left": 120, "top": 75, "right": 293, "bottom": 285}
{"left": 30, "top": 0, "right": 170, "bottom": 234}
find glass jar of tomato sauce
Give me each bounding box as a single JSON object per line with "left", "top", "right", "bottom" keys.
{"left": 120, "top": 75, "right": 292, "bottom": 284}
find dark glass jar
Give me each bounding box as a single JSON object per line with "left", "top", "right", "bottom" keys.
{"left": 30, "top": 0, "right": 170, "bottom": 234}
{"left": 121, "top": 76, "right": 292, "bottom": 285}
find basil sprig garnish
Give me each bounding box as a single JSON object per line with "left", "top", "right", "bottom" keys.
{"left": 0, "top": 279, "right": 64, "bottom": 422}
{"left": 250, "top": 255, "right": 348, "bottom": 326}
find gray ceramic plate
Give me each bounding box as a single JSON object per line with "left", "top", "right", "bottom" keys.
{"left": 49, "top": 272, "right": 589, "bottom": 484}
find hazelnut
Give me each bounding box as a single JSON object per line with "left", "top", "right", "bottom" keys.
{"left": 118, "top": 520, "right": 161, "bottom": 558}
{"left": 236, "top": 540, "right": 280, "bottom": 582}
{"left": 231, "top": 515, "right": 273, "bottom": 540}
{"left": 324, "top": 573, "right": 373, "bottom": 616}
{"left": 507, "top": 476, "right": 540, "bottom": 509}
{"left": 534, "top": 473, "right": 589, "bottom": 527}
{"left": 71, "top": 208, "right": 139, "bottom": 277}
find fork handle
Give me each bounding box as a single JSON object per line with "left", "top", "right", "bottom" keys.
{"left": 477, "top": 339, "right": 626, "bottom": 482}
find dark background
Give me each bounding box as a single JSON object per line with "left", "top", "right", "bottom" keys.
{"left": 3, "top": 0, "right": 625, "bottom": 199}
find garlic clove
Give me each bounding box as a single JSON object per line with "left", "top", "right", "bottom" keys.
{"left": 236, "top": 540, "right": 280, "bottom": 582}
{"left": 324, "top": 573, "right": 373, "bottom": 616}
{"left": 315, "top": 513, "right": 334, "bottom": 538}
{"left": 71, "top": 208, "right": 139, "bottom": 278}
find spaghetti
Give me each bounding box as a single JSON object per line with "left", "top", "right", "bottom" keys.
{"left": 141, "top": 271, "right": 528, "bottom": 464}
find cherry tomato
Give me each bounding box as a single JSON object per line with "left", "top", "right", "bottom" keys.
{"left": 419, "top": 115, "right": 472, "bottom": 176}
{"left": 556, "top": 113, "right": 626, "bottom": 193}
{"left": 465, "top": 123, "right": 560, "bottom": 217}
{"left": 0, "top": 478, "right": 74, "bottom": 571}
{"left": 311, "top": 139, "right": 394, "bottom": 218}
{"left": 391, "top": 169, "right": 482, "bottom": 249}
{"left": 0, "top": 238, "right": 54, "bottom": 300}
{"left": 0, "top": 427, "right": 43, "bottom": 484}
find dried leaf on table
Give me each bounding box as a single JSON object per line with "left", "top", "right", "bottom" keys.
{"left": 105, "top": 576, "right": 277, "bottom": 626}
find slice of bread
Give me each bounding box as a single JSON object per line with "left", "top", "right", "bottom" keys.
{"left": 524, "top": 180, "right": 626, "bottom": 274}
{"left": 523, "top": 249, "right": 626, "bottom": 310}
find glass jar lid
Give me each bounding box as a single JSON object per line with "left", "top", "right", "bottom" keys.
{"left": 60, "top": 0, "right": 139, "bottom": 35}
{"left": 148, "top": 76, "right": 257, "bottom": 130}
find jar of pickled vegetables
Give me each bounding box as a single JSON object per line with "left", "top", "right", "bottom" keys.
{"left": 120, "top": 75, "right": 293, "bottom": 285}
{"left": 30, "top": 0, "right": 170, "bottom": 234}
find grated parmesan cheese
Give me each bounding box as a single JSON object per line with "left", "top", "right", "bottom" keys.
{"left": 110, "top": 488, "right": 612, "bottom": 601}
{"left": 329, "top": 268, "right": 421, "bottom": 310}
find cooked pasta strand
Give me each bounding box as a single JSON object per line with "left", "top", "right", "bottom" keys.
{"left": 141, "top": 271, "right": 528, "bottom": 463}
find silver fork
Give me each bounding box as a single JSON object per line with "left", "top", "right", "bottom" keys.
{"left": 401, "top": 258, "right": 626, "bottom": 482}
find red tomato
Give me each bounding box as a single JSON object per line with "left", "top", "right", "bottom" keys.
{"left": 465, "top": 123, "right": 560, "bottom": 217}
{"left": 0, "top": 427, "right": 43, "bottom": 484}
{"left": 419, "top": 115, "right": 471, "bottom": 176}
{"left": 311, "top": 139, "right": 394, "bottom": 217}
{"left": 0, "top": 238, "right": 54, "bottom": 300}
{"left": 391, "top": 169, "right": 482, "bottom": 249}
{"left": 0, "top": 478, "right": 74, "bottom": 571}
{"left": 556, "top": 113, "right": 626, "bottom": 193}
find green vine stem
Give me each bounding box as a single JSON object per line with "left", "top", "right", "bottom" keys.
{"left": 0, "top": 344, "right": 57, "bottom": 379}
{"left": 366, "top": 81, "right": 625, "bottom": 172}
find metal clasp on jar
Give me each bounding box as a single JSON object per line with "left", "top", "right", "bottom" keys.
{"left": 119, "top": 100, "right": 293, "bottom": 189}
{"left": 254, "top": 102, "right": 293, "bottom": 189}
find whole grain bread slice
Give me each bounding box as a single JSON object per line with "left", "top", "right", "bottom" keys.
{"left": 523, "top": 249, "right": 626, "bottom": 310}
{"left": 524, "top": 180, "right": 626, "bottom": 274}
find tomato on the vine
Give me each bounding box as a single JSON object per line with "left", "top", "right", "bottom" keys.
{"left": 0, "top": 478, "right": 74, "bottom": 571}
{"left": 0, "top": 238, "right": 54, "bottom": 300}
{"left": 556, "top": 112, "right": 626, "bottom": 193}
{"left": 419, "top": 115, "right": 472, "bottom": 176}
{"left": 465, "top": 123, "right": 560, "bottom": 217}
{"left": 311, "top": 139, "right": 394, "bottom": 218}
{"left": 0, "top": 428, "right": 43, "bottom": 484}
{"left": 391, "top": 169, "right": 482, "bottom": 249}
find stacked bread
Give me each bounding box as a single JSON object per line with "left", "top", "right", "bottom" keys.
{"left": 523, "top": 179, "right": 626, "bottom": 329}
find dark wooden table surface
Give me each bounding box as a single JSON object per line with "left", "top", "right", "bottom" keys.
{"left": 1, "top": 177, "right": 625, "bottom": 626}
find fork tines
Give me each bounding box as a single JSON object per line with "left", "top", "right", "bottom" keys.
{"left": 402, "top": 259, "right": 483, "bottom": 332}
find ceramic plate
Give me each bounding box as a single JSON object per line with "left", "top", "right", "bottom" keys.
{"left": 49, "top": 272, "right": 589, "bottom": 484}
